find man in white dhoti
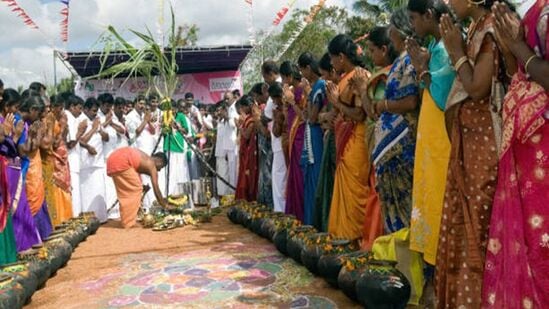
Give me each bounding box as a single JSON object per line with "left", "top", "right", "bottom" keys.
{"left": 215, "top": 103, "right": 230, "bottom": 197}
{"left": 97, "top": 93, "right": 126, "bottom": 219}
{"left": 65, "top": 95, "right": 88, "bottom": 216}
{"left": 183, "top": 93, "right": 201, "bottom": 181}
{"left": 223, "top": 91, "right": 239, "bottom": 191}
{"left": 163, "top": 99, "right": 192, "bottom": 196}
{"left": 79, "top": 98, "right": 108, "bottom": 223}
{"left": 262, "top": 61, "right": 286, "bottom": 212}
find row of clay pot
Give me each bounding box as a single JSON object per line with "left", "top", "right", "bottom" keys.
{"left": 0, "top": 212, "right": 100, "bottom": 309}
{"left": 227, "top": 202, "right": 412, "bottom": 309}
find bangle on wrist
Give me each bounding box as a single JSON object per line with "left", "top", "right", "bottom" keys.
{"left": 384, "top": 100, "right": 389, "bottom": 112}
{"left": 524, "top": 54, "right": 538, "bottom": 74}
{"left": 454, "top": 56, "right": 469, "bottom": 72}
{"left": 417, "top": 70, "right": 431, "bottom": 82}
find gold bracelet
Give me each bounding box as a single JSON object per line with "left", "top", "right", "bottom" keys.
{"left": 454, "top": 56, "right": 469, "bottom": 72}
{"left": 384, "top": 100, "right": 389, "bottom": 112}
{"left": 524, "top": 54, "right": 538, "bottom": 73}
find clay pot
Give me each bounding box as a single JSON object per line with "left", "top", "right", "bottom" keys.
{"left": 259, "top": 213, "right": 285, "bottom": 240}
{"left": 286, "top": 225, "right": 316, "bottom": 264}
{"left": 18, "top": 250, "right": 52, "bottom": 289}
{"left": 338, "top": 265, "right": 366, "bottom": 301}
{"left": 355, "top": 260, "right": 411, "bottom": 309}
{"left": 43, "top": 237, "right": 73, "bottom": 273}
{"left": 300, "top": 232, "right": 332, "bottom": 275}
{"left": 0, "top": 272, "right": 25, "bottom": 309}
{"left": 0, "top": 262, "right": 38, "bottom": 305}
{"left": 273, "top": 229, "right": 289, "bottom": 255}
{"left": 250, "top": 216, "right": 265, "bottom": 235}
{"left": 227, "top": 206, "right": 238, "bottom": 224}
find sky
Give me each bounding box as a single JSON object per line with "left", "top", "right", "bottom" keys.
{"left": 0, "top": 0, "right": 354, "bottom": 89}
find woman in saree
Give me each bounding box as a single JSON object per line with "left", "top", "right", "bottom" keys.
{"left": 406, "top": 0, "right": 456, "bottom": 267}
{"left": 481, "top": 1, "right": 549, "bottom": 307}
{"left": 2, "top": 89, "right": 41, "bottom": 252}
{"left": 20, "top": 95, "right": 52, "bottom": 240}
{"left": 280, "top": 61, "right": 306, "bottom": 221}
{"left": 47, "top": 95, "right": 73, "bottom": 226}
{"left": 436, "top": 0, "right": 511, "bottom": 306}
{"left": 235, "top": 95, "right": 259, "bottom": 201}
{"left": 353, "top": 26, "right": 396, "bottom": 249}
{"left": 0, "top": 102, "right": 20, "bottom": 264}
{"left": 371, "top": 10, "right": 419, "bottom": 234}
{"left": 326, "top": 34, "right": 380, "bottom": 245}
{"left": 313, "top": 53, "right": 340, "bottom": 232}
{"left": 297, "top": 52, "right": 325, "bottom": 226}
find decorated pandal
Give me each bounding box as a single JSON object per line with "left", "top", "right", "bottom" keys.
{"left": 0, "top": 212, "right": 100, "bottom": 308}
{"left": 228, "top": 201, "right": 412, "bottom": 308}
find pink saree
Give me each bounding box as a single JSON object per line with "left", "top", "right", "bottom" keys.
{"left": 482, "top": 1, "right": 549, "bottom": 307}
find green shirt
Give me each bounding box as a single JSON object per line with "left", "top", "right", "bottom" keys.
{"left": 164, "top": 112, "right": 194, "bottom": 157}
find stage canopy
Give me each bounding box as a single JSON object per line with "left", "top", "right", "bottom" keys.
{"left": 60, "top": 45, "right": 252, "bottom": 104}
{"left": 61, "top": 45, "right": 252, "bottom": 78}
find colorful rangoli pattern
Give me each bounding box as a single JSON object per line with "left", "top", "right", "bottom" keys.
{"left": 80, "top": 238, "right": 337, "bottom": 308}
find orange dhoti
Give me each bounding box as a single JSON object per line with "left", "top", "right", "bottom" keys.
{"left": 110, "top": 168, "right": 142, "bottom": 228}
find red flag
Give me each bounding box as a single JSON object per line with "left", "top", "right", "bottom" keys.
{"left": 272, "top": 7, "right": 289, "bottom": 26}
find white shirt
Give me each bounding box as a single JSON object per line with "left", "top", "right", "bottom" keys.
{"left": 98, "top": 109, "right": 119, "bottom": 158}
{"left": 215, "top": 120, "right": 229, "bottom": 157}
{"left": 264, "top": 76, "right": 283, "bottom": 153}
{"left": 80, "top": 115, "right": 105, "bottom": 168}
{"left": 125, "top": 109, "right": 143, "bottom": 147}
{"left": 113, "top": 115, "right": 129, "bottom": 149}
{"left": 65, "top": 110, "right": 88, "bottom": 173}
{"left": 203, "top": 114, "right": 214, "bottom": 131}
{"left": 139, "top": 109, "right": 162, "bottom": 155}
{"left": 125, "top": 109, "right": 162, "bottom": 154}
{"left": 264, "top": 97, "right": 282, "bottom": 153}
{"left": 223, "top": 101, "right": 239, "bottom": 153}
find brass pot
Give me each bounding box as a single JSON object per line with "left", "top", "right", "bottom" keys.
{"left": 142, "top": 214, "right": 156, "bottom": 228}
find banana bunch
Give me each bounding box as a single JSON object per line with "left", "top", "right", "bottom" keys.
{"left": 162, "top": 109, "right": 175, "bottom": 135}
{"left": 168, "top": 195, "right": 188, "bottom": 206}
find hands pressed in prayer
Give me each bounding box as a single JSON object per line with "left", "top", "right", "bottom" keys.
{"left": 91, "top": 117, "right": 101, "bottom": 131}
{"left": 492, "top": 2, "right": 524, "bottom": 54}
{"left": 326, "top": 81, "right": 340, "bottom": 108}
{"left": 440, "top": 14, "right": 465, "bottom": 62}
{"left": 77, "top": 119, "right": 88, "bottom": 136}
{"left": 13, "top": 120, "right": 24, "bottom": 142}
{"left": 349, "top": 68, "right": 369, "bottom": 97}
{"left": 104, "top": 111, "right": 113, "bottom": 126}
{"left": 300, "top": 77, "right": 312, "bottom": 96}
{"left": 282, "top": 84, "right": 296, "bottom": 106}
{"left": 406, "top": 37, "right": 430, "bottom": 75}
{"left": 3, "top": 113, "right": 15, "bottom": 137}
{"left": 143, "top": 111, "right": 152, "bottom": 123}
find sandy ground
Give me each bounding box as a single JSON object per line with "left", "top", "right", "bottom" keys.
{"left": 26, "top": 211, "right": 361, "bottom": 309}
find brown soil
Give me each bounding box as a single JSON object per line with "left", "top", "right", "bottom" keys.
{"left": 26, "top": 211, "right": 361, "bottom": 309}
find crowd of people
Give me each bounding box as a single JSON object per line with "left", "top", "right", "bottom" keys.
{"left": 231, "top": 0, "right": 548, "bottom": 307}
{"left": 1, "top": 0, "right": 548, "bottom": 307}
{"left": 0, "top": 85, "right": 228, "bottom": 255}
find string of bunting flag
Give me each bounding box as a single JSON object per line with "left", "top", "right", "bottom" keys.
{"left": 238, "top": 0, "right": 298, "bottom": 71}
{"left": 1, "top": 0, "right": 40, "bottom": 29}
{"left": 274, "top": 0, "right": 326, "bottom": 60}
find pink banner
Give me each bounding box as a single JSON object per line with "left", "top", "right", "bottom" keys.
{"left": 75, "top": 70, "right": 243, "bottom": 104}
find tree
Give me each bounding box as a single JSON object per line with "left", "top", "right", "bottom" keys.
{"left": 240, "top": 6, "right": 350, "bottom": 91}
